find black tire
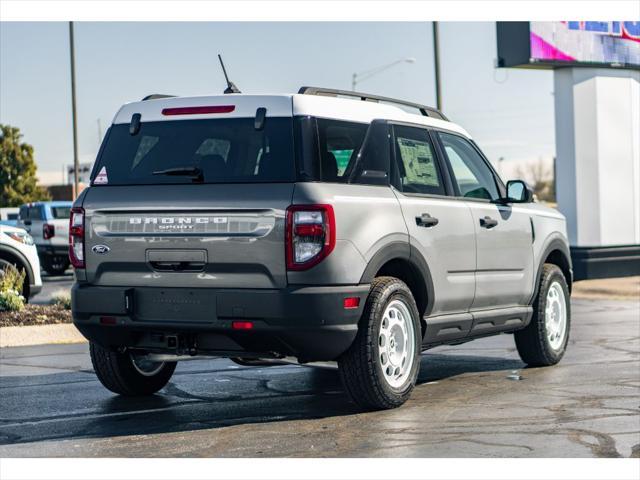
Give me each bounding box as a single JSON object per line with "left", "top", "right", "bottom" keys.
{"left": 0, "top": 257, "right": 30, "bottom": 300}
{"left": 515, "top": 264, "right": 571, "bottom": 367}
{"left": 90, "top": 343, "right": 177, "bottom": 396}
{"left": 42, "top": 255, "right": 70, "bottom": 276}
{"left": 338, "top": 276, "right": 421, "bottom": 410}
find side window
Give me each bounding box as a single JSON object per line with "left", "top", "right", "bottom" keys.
{"left": 393, "top": 125, "right": 445, "bottom": 195}
{"left": 316, "top": 119, "right": 368, "bottom": 182}
{"left": 439, "top": 132, "right": 499, "bottom": 201}
{"left": 19, "top": 206, "right": 28, "bottom": 220}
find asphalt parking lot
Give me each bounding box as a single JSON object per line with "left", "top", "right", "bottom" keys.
{"left": 0, "top": 298, "right": 638, "bottom": 458}
{"left": 30, "top": 271, "right": 73, "bottom": 305}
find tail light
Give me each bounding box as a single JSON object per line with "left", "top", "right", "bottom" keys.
{"left": 69, "top": 207, "right": 85, "bottom": 269}
{"left": 43, "top": 223, "right": 55, "bottom": 240}
{"left": 286, "top": 204, "right": 335, "bottom": 271}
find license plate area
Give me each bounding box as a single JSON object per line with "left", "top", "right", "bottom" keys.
{"left": 133, "top": 288, "right": 216, "bottom": 323}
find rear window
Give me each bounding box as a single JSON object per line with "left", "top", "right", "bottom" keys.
{"left": 93, "top": 118, "right": 295, "bottom": 185}
{"left": 19, "top": 206, "right": 42, "bottom": 220}
{"left": 51, "top": 207, "right": 71, "bottom": 219}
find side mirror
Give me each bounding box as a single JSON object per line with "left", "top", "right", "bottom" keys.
{"left": 505, "top": 180, "right": 533, "bottom": 203}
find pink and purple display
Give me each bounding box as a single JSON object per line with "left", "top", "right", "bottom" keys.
{"left": 530, "top": 22, "right": 639, "bottom": 67}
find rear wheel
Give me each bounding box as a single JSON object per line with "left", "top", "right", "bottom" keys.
{"left": 338, "top": 277, "right": 421, "bottom": 410}
{"left": 515, "top": 264, "right": 571, "bottom": 366}
{"left": 42, "top": 255, "right": 70, "bottom": 276}
{"left": 90, "top": 343, "right": 177, "bottom": 396}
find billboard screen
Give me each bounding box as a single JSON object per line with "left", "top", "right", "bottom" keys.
{"left": 497, "top": 22, "right": 640, "bottom": 70}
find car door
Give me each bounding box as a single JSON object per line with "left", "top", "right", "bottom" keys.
{"left": 437, "top": 131, "right": 534, "bottom": 310}
{"left": 390, "top": 124, "right": 476, "bottom": 324}
{"left": 18, "top": 205, "right": 43, "bottom": 242}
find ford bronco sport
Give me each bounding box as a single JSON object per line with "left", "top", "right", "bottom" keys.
{"left": 71, "top": 87, "right": 572, "bottom": 410}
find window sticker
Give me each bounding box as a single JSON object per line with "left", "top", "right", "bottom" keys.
{"left": 397, "top": 137, "right": 439, "bottom": 186}
{"left": 331, "top": 149, "right": 353, "bottom": 176}
{"left": 94, "top": 166, "right": 109, "bottom": 184}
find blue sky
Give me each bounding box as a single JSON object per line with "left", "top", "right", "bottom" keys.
{"left": 0, "top": 22, "right": 554, "bottom": 184}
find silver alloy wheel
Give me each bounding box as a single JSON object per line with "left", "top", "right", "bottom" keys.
{"left": 378, "top": 299, "right": 416, "bottom": 389}
{"left": 545, "top": 281, "right": 567, "bottom": 351}
{"left": 130, "top": 352, "right": 165, "bottom": 377}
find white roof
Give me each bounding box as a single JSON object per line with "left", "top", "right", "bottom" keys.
{"left": 112, "top": 93, "right": 471, "bottom": 138}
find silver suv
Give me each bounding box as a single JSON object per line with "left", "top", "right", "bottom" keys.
{"left": 71, "top": 88, "right": 572, "bottom": 410}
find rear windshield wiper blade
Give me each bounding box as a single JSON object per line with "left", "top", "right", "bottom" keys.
{"left": 152, "top": 166, "right": 203, "bottom": 179}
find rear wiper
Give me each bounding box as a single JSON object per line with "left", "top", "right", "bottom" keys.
{"left": 152, "top": 166, "right": 203, "bottom": 181}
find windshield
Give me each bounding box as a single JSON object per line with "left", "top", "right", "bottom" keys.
{"left": 93, "top": 118, "right": 295, "bottom": 185}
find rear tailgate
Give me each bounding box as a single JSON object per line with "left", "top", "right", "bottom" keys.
{"left": 81, "top": 184, "right": 293, "bottom": 289}
{"left": 49, "top": 219, "right": 69, "bottom": 248}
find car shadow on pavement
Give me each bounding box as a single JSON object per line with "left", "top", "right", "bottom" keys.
{"left": 0, "top": 352, "right": 525, "bottom": 448}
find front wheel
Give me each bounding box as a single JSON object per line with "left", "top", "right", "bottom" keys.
{"left": 338, "top": 277, "right": 421, "bottom": 410}
{"left": 90, "top": 343, "right": 177, "bottom": 396}
{"left": 515, "top": 264, "right": 571, "bottom": 366}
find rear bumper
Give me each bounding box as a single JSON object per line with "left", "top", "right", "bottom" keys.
{"left": 72, "top": 283, "right": 369, "bottom": 362}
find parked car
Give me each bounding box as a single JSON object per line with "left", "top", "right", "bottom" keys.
{"left": 0, "top": 207, "right": 19, "bottom": 227}
{"left": 17, "top": 201, "right": 72, "bottom": 275}
{"left": 71, "top": 88, "right": 573, "bottom": 409}
{"left": 0, "top": 224, "right": 42, "bottom": 300}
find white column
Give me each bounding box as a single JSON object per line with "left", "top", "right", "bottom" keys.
{"left": 554, "top": 68, "right": 640, "bottom": 247}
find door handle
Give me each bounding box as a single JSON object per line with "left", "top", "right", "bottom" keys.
{"left": 480, "top": 216, "right": 498, "bottom": 229}
{"left": 416, "top": 213, "right": 439, "bottom": 228}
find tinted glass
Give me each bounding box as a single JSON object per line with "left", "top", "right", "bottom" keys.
{"left": 393, "top": 125, "right": 445, "bottom": 195}
{"left": 439, "top": 132, "right": 499, "bottom": 201}
{"left": 20, "top": 206, "right": 42, "bottom": 220}
{"left": 93, "top": 118, "right": 295, "bottom": 185}
{"left": 350, "top": 121, "right": 392, "bottom": 186}
{"left": 316, "top": 119, "right": 368, "bottom": 182}
{"left": 51, "top": 207, "right": 71, "bottom": 219}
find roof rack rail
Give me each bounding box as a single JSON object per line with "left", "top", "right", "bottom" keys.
{"left": 297, "top": 86, "right": 448, "bottom": 121}
{"left": 141, "top": 94, "right": 176, "bottom": 101}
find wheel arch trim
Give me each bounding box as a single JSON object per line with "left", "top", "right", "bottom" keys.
{"left": 359, "top": 241, "right": 435, "bottom": 317}
{"left": 530, "top": 235, "right": 573, "bottom": 304}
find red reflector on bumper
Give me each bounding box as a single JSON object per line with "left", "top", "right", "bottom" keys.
{"left": 232, "top": 321, "right": 254, "bottom": 330}
{"left": 343, "top": 297, "right": 360, "bottom": 309}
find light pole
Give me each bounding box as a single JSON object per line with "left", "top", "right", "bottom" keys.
{"left": 68, "top": 22, "right": 80, "bottom": 199}
{"left": 351, "top": 57, "right": 416, "bottom": 91}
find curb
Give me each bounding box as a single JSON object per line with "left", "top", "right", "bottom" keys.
{"left": 0, "top": 323, "right": 87, "bottom": 348}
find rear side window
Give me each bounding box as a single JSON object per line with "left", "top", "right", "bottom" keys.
{"left": 393, "top": 125, "right": 445, "bottom": 195}
{"left": 317, "top": 119, "right": 368, "bottom": 182}
{"left": 296, "top": 118, "right": 368, "bottom": 183}
{"left": 93, "top": 118, "right": 295, "bottom": 185}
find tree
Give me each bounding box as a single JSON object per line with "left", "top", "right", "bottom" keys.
{"left": 0, "top": 124, "right": 50, "bottom": 207}
{"left": 516, "top": 158, "right": 556, "bottom": 203}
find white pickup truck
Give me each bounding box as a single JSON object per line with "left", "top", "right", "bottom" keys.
{"left": 17, "top": 201, "right": 72, "bottom": 275}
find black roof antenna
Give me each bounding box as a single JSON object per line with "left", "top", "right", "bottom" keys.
{"left": 218, "top": 54, "right": 241, "bottom": 94}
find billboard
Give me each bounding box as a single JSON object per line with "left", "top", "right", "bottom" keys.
{"left": 497, "top": 22, "right": 640, "bottom": 70}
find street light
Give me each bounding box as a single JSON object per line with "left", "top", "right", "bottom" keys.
{"left": 351, "top": 57, "right": 416, "bottom": 91}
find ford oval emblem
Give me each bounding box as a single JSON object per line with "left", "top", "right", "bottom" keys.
{"left": 92, "top": 244, "right": 110, "bottom": 255}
